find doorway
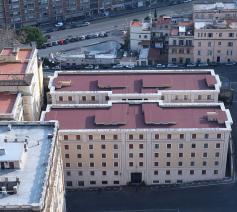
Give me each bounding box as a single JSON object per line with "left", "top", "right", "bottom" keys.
{"left": 217, "top": 56, "right": 220, "bottom": 63}
{"left": 130, "top": 172, "right": 142, "bottom": 184}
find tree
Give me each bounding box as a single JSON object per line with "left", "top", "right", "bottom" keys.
{"left": 20, "top": 26, "right": 46, "bottom": 48}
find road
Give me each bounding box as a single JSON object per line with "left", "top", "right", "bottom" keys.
{"left": 65, "top": 66, "right": 237, "bottom": 212}
{"left": 38, "top": 2, "right": 193, "bottom": 56}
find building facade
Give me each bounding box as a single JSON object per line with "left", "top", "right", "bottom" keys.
{"left": 42, "top": 102, "right": 232, "bottom": 188}
{"left": 48, "top": 70, "right": 221, "bottom": 105}
{"left": 0, "top": 47, "right": 44, "bottom": 121}
{"left": 0, "top": 122, "right": 66, "bottom": 212}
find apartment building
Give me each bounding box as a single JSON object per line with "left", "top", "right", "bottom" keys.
{"left": 42, "top": 102, "right": 232, "bottom": 188}
{"left": 0, "top": 92, "right": 23, "bottom": 121}
{"left": 130, "top": 19, "right": 152, "bottom": 51}
{"left": 0, "top": 47, "right": 44, "bottom": 121}
{"left": 193, "top": 2, "right": 237, "bottom": 22}
{"left": 0, "top": 122, "right": 65, "bottom": 212}
{"left": 168, "top": 23, "right": 194, "bottom": 65}
{"left": 193, "top": 20, "right": 237, "bottom": 64}
{"left": 48, "top": 70, "right": 221, "bottom": 105}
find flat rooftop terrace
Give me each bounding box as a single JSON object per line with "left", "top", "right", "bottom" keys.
{"left": 0, "top": 122, "right": 57, "bottom": 208}
{"left": 0, "top": 92, "right": 17, "bottom": 114}
{"left": 53, "top": 71, "right": 217, "bottom": 93}
{"left": 44, "top": 103, "right": 228, "bottom": 130}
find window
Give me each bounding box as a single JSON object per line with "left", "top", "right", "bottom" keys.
{"left": 90, "top": 162, "right": 94, "bottom": 167}
{"left": 167, "top": 144, "right": 171, "bottom": 149}
{"left": 154, "top": 162, "right": 159, "bottom": 167}
{"left": 166, "top": 153, "right": 171, "bottom": 157}
{"left": 113, "top": 135, "right": 118, "bottom": 140}
{"left": 90, "top": 171, "right": 95, "bottom": 176}
{"left": 78, "top": 171, "right": 83, "bottom": 176}
{"left": 129, "top": 134, "right": 133, "bottom": 140}
{"left": 105, "top": 96, "right": 109, "bottom": 101}
{"left": 59, "top": 96, "right": 63, "bottom": 101}
{"left": 217, "top": 134, "right": 221, "bottom": 139}
{"left": 191, "top": 144, "right": 196, "bottom": 149}
{"left": 207, "top": 95, "right": 211, "bottom": 100}
{"left": 78, "top": 162, "right": 82, "bottom": 167}
{"left": 68, "top": 96, "right": 72, "bottom": 101}
{"left": 89, "top": 144, "right": 93, "bottom": 150}
{"left": 179, "top": 143, "right": 183, "bottom": 149}
{"left": 203, "top": 161, "right": 207, "bottom": 166}
{"left": 178, "top": 161, "right": 182, "bottom": 166}
{"left": 101, "top": 135, "right": 105, "bottom": 140}
{"left": 154, "top": 170, "right": 158, "bottom": 175}
{"left": 129, "top": 162, "right": 133, "bottom": 167}
{"left": 190, "top": 170, "right": 194, "bottom": 175}
{"left": 76, "top": 135, "right": 80, "bottom": 140}
{"left": 139, "top": 134, "right": 144, "bottom": 140}
{"left": 114, "top": 144, "right": 118, "bottom": 149}
{"left": 202, "top": 170, "right": 206, "bottom": 175}
{"left": 153, "top": 180, "right": 159, "bottom": 184}
{"left": 129, "top": 153, "right": 133, "bottom": 158}
{"left": 64, "top": 145, "right": 69, "bottom": 150}
{"left": 90, "top": 181, "right": 96, "bottom": 185}
{"left": 180, "top": 134, "right": 184, "bottom": 139}
{"left": 102, "top": 162, "right": 106, "bottom": 167}
{"left": 91, "top": 96, "right": 95, "bottom": 101}
{"left": 178, "top": 170, "right": 182, "bottom": 175}
{"left": 66, "top": 171, "right": 71, "bottom": 176}
{"left": 179, "top": 153, "right": 183, "bottom": 158}
{"left": 82, "top": 96, "right": 86, "bottom": 101}
{"left": 114, "top": 181, "right": 119, "bottom": 185}
{"left": 198, "top": 42, "right": 201, "bottom": 47}
{"left": 77, "top": 154, "right": 81, "bottom": 158}
{"left": 154, "top": 153, "right": 159, "bottom": 158}
{"left": 229, "top": 33, "right": 234, "bottom": 37}
{"left": 114, "top": 171, "right": 119, "bottom": 176}
{"left": 191, "top": 152, "right": 195, "bottom": 157}
{"left": 139, "top": 153, "right": 143, "bottom": 158}
{"left": 66, "top": 181, "right": 73, "bottom": 187}
{"left": 77, "top": 145, "right": 81, "bottom": 150}
{"left": 114, "top": 162, "right": 118, "bottom": 167}
{"left": 167, "top": 134, "right": 172, "bottom": 140}
{"left": 218, "top": 42, "right": 221, "bottom": 46}
{"left": 216, "top": 143, "right": 220, "bottom": 148}
{"left": 166, "top": 162, "right": 170, "bottom": 167}
{"left": 114, "top": 153, "right": 118, "bottom": 159}
{"left": 208, "top": 33, "right": 213, "bottom": 38}
{"left": 64, "top": 135, "right": 68, "bottom": 140}
{"left": 102, "top": 181, "right": 108, "bottom": 185}
{"left": 102, "top": 171, "right": 107, "bottom": 176}
{"left": 139, "top": 162, "right": 143, "bottom": 167}
{"left": 129, "top": 144, "right": 133, "bottom": 149}
{"left": 203, "top": 152, "right": 207, "bottom": 158}
{"left": 155, "top": 144, "right": 159, "bottom": 149}
{"left": 190, "top": 161, "right": 195, "bottom": 166}
{"left": 215, "top": 152, "right": 220, "bottom": 157}
{"left": 89, "top": 135, "right": 93, "bottom": 140}
{"left": 215, "top": 161, "right": 219, "bottom": 166}
{"left": 101, "top": 144, "right": 106, "bottom": 149}
{"left": 89, "top": 153, "right": 94, "bottom": 158}
{"left": 198, "top": 50, "right": 201, "bottom": 56}
{"left": 66, "top": 163, "right": 70, "bottom": 167}
{"left": 198, "top": 95, "right": 202, "bottom": 100}
{"left": 166, "top": 170, "right": 170, "bottom": 175}
{"left": 139, "top": 144, "right": 143, "bottom": 149}
{"left": 214, "top": 170, "right": 218, "bottom": 175}
{"left": 192, "top": 134, "right": 196, "bottom": 139}
{"left": 204, "top": 143, "right": 208, "bottom": 148}
{"left": 204, "top": 134, "right": 209, "bottom": 139}
{"left": 155, "top": 134, "right": 159, "bottom": 139}
{"left": 219, "top": 33, "right": 222, "bottom": 37}
{"left": 102, "top": 153, "right": 106, "bottom": 158}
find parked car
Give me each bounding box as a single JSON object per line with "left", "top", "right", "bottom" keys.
{"left": 94, "top": 65, "right": 99, "bottom": 69}
{"left": 126, "top": 64, "right": 135, "bottom": 69}
{"left": 198, "top": 63, "right": 208, "bottom": 67}
{"left": 51, "top": 41, "right": 58, "bottom": 46}
{"left": 225, "top": 62, "right": 236, "bottom": 66}
{"left": 55, "top": 22, "right": 63, "bottom": 27}
{"left": 85, "top": 65, "right": 94, "bottom": 69}
{"left": 57, "top": 39, "right": 65, "bottom": 45}
{"left": 186, "top": 63, "right": 196, "bottom": 67}
{"left": 79, "top": 35, "right": 86, "bottom": 40}
{"left": 112, "top": 64, "right": 124, "bottom": 69}
{"left": 167, "top": 63, "right": 178, "bottom": 68}
{"left": 157, "top": 64, "right": 166, "bottom": 68}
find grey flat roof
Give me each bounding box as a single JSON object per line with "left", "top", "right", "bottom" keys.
{"left": 0, "top": 122, "right": 57, "bottom": 209}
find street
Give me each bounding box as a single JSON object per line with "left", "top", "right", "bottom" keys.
{"left": 65, "top": 66, "right": 237, "bottom": 212}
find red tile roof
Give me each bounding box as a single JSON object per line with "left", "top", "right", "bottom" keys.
{"left": 53, "top": 73, "right": 217, "bottom": 93}
{"left": 131, "top": 21, "right": 142, "bottom": 27}
{"left": 44, "top": 103, "right": 227, "bottom": 130}
{"left": 0, "top": 92, "right": 17, "bottom": 114}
